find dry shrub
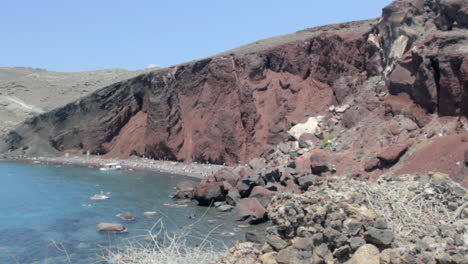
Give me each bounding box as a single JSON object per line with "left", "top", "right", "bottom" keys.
{"left": 103, "top": 218, "right": 226, "bottom": 264}
{"left": 361, "top": 178, "right": 465, "bottom": 240}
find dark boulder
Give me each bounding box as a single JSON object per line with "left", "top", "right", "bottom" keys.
{"left": 364, "top": 227, "right": 394, "bottom": 247}
{"left": 377, "top": 142, "right": 410, "bottom": 167}
{"left": 193, "top": 182, "right": 227, "bottom": 206}
{"left": 309, "top": 150, "right": 330, "bottom": 175}
{"left": 235, "top": 198, "right": 268, "bottom": 224}
{"left": 364, "top": 158, "right": 381, "bottom": 172}
{"left": 297, "top": 175, "right": 316, "bottom": 190}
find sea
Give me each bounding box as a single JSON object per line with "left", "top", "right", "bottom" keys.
{"left": 0, "top": 161, "right": 255, "bottom": 264}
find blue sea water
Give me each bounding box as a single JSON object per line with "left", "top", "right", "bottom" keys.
{"left": 0, "top": 162, "right": 251, "bottom": 264}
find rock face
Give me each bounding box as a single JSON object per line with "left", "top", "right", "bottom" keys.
{"left": 0, "top": 19, "right": 379, "bottom": 164}
{"left": 380, "top": 0, "right": 468, "bottom": 116}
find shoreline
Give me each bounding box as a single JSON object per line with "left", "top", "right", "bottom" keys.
{"left": 2, "top": 155, "right": 225, "bottom": 179}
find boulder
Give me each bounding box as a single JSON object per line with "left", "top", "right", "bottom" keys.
{"left": 97, "top": 223, "right": 127, "bottom": 233}
{"left": 267, "top": 235, "right": 289, "bottom": 251}
{"left": 291, "top": 237, "right": 313, "bottom": 251}
{"left": 288, "top": 117, "right": 322, "bottom": 141}
{"left": 364, "top": 158, "right": 380, "bottom": 172}
{"left": 212, "top": 169, "right": 240, "bottom": 186}
{"left": 349, "top": 237, "right": 366, "bottom": 251}
{"left": 235, "top": 198, "right": 268, "bottom": 224}
{"left": 309, "top": 150, "right": 330, "bottom": 175}
{"left": 313, "top": 243, "right": 333, "bottom": 263}
{"left": 193, "top": 182, "right": 226, "bottom": 206}
{"left": 297, "top": 175, "right": 316, "bottom": 190}
{"left": 364, "top": 227, "right": 394, "bottom": 246}
{"left": 347, "top": 244, "right": 380, "bottom": 264}
{"left": 333, "top": 245, "right": 351, "bottom": 260}
{"left": 284, "top": 179, "right": 302, "bottom": 194}
{"left": 237, "top": 171, "right": 265, "bottom": 197}
{"left": 226, "top": 188, "right": 241, "bottom": 206}
{"left": 343, "top": 218, "right": 362, "bottom": 236}
{"left": 264, "top": 169, "right": 282, "bottom": 183}
{"left": 373, "top": 217, "right": 388, "bottom": 229}
{"left": 249, "top": 186, "right": 274, "bottom": 207}
{"left": 377, "top": 143, "right": 410, "bottom": 167}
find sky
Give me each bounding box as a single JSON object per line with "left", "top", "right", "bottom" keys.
{"left": 1, "top": 0, "right": 393, "bottom": 72}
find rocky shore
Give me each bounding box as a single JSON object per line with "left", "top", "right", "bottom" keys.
{"left": 3, "top": 155, "right": 225, "bottom": 179}
{"left": 218, "top": 173, "right": 467, "bottom": 264}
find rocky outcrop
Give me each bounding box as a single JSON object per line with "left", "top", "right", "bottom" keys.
{"left": 377, "top": 0, "right": 468, "bottom": 116}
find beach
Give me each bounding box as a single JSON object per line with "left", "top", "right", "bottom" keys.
{"left": 4, "top": 155, "right": 225, "bottom": 179}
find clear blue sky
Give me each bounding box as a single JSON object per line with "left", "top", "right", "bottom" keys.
{"left": 1, "top": 0, "right": 393, "bottom": 72}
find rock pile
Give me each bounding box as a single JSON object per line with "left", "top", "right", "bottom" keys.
{"left": 229, "top": 173, "right": 467, "bottom": 264}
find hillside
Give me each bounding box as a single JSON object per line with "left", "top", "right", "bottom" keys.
{"left": 1, "top": 0, "right": 467, "bottom": 187}
{"left": 0, "top": 67, "right": 154, "bottom": 135}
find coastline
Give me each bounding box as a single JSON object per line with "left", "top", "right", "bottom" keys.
{"left": 1, "top": 155, "right": 225, "bottom": 179}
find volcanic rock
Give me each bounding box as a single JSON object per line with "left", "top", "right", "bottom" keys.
{"left": 377, "top": 142, "right": 410, "bottom": 167}
{"left": 266, "top": 235, "right": 289, "bottom": 251}
{"left": 364, "top": 158, "right": 381, "bottom": 172}
{"left": 297, "top": 175, "right": 316, "bottom": 190}
{"left": 309, "top": 149, "right": 330, "bottom": 175}
{"left": 193, "top": 182, "right": 226, "bottom": 206}
{"left": 235, "top": 198, "right": 268, "bottom": 224}
{"left": 363, "top": 227, "right": 394, "bottom": 246}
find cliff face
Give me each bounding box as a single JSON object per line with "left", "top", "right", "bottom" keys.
{"left": 1, "top": 0, "right": 467, "bottom": 169}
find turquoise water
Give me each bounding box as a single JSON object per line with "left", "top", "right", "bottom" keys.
{"left": 0, "top": 162, "right": 250, "bottom": 264}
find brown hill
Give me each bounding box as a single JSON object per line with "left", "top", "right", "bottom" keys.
{"left": 0, "top": 67, "right": 155, "bottom": 136}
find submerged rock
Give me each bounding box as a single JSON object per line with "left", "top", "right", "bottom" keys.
{"left": 97, "top": 223, "right": 127, "bottom": 233}
{"left": 116, "top": 211, "right": 136, "bottom": 221}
